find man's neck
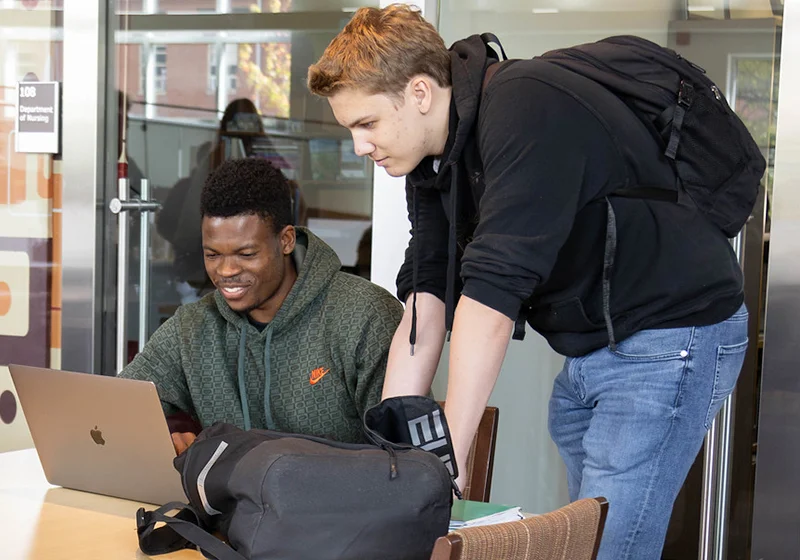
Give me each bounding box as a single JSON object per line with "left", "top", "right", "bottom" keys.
{"left": 430, "top": 87, "right": 452, "bottom": 157}
{"left": 247, "top": 314, "right": 269, "bottom": 331}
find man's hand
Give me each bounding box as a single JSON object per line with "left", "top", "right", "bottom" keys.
{"left": 171, "top": 431, "right": 197, "bottom": 455}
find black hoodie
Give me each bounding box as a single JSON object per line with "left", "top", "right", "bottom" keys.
{"left": 396, "top": 34, "right": 743, "bottom": 357}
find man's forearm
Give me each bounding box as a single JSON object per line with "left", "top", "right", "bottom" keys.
{"left": 382, "top": 292, "right": 447, "bottom": 399}
{"left": 444, "top": 295, "right": 513, "bottom": 491}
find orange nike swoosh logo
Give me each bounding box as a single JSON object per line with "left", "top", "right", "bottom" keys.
{"left": 309, "top": 367, "right": 330, "bottom": 385}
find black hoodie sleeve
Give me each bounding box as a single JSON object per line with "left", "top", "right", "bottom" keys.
{"left": 395, "top": 179, "right": 450, "bottom": 304}
{"left": 460, "top": 77, "right": 618, "bottom": 320}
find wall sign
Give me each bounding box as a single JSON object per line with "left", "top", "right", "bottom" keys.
{"left": 15, "top": 81, "right": 60, "bottom": 154}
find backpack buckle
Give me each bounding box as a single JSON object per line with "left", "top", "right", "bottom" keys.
{"left": 135, "top": 507, "right": 151, "bottom": 531}
{"left": 678, "top": 80, "right": 694, "bottom": 108}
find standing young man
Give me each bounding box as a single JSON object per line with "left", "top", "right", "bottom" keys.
{"left": 307, "top": 5, "right": 751, "bottom": 559}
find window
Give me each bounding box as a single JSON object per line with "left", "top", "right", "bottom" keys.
{"left": 140, "top": 45, "right": 167, "bottom": 94}
{"left": 16, "top": 50, "right": 40, "bottom": 81}
{"left": 208, "top": 44, "right": 239, "bottom": 93}
{"left": 154, "top": 46, "right": 167, "bottom": 93}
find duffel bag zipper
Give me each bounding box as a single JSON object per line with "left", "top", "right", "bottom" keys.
{"left": 381, "top": 444, "right": 399, "bottom": 480}
{"left": 267, "top": 427, "right": 401, "bottom": 480}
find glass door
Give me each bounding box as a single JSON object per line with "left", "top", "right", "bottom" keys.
{"left": 0, "top": 0, "right": 65, "bottom": 452}
{"left": 105, "top": 0, "right": 379, "bottom": 373}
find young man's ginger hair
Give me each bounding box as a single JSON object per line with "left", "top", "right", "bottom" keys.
{"left": 307, "top": 4, "right": 451, "bottom": 99}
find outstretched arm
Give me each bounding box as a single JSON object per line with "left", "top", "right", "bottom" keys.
{"left": 382, "top": 292, "right": 447, "bottom": 399}
{"left": 444, "top": 295, "right": 512, "bottom": 491}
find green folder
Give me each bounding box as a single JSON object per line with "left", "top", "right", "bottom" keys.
{"left": 450, "top": 499, "right": 523, "bottom": 529}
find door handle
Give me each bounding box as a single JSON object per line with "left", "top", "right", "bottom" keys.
{"left": 109, "top": 178, "right": 160, "bottom": 373}
{"left": 109, "top": 198, "right": 161, "bottom": 214}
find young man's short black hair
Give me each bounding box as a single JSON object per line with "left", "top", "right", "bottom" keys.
{"left": 200, "top": 157, "right": 292, "bottom": 232}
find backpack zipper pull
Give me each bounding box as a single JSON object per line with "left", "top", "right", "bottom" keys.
{"left": 383, "top": 444, "right": 399, "bottom": 480}
{"left": 452, "top": 479, "right": 463, "bottom": 500}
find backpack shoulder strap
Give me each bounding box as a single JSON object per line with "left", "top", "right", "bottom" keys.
{"left": 480, "top": 32, "right": 508, "bottom": 61}
{"left": 482, "top": 60, "right": 507, "bottom": 92}
{"left": 480, "top": 31, "right": 509, "bottom": 95}
{"left": 136, "top": 502, "right": 246, "bottom": 560}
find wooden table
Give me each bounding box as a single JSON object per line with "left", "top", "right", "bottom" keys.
{"left": 0, "top": 448, "right": 199, "bottom": 559}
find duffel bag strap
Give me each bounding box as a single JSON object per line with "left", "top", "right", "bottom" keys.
{"left": 136, "top": 501, "right": 246, "bottom": 560}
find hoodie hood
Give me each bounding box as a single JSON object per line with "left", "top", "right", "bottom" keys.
{"left": 409, "top": 35, "right": 498, "bottom": 192}
{"left": 444, "top": 35, "right": 496, "bottom": 170}
{"left": 214, "top": 227, "right": 341, "bottom": 334}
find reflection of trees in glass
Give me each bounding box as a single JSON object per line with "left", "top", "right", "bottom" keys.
{"left": 733, "top": 55, "right": 780, "bottom": 217}
{"left": 239, "top": 0, "right": 292, "bottom": 118}
{"left": 766, "top": 57, "right": 780, "bottom": 212}
{"left": 734, "top": 58, "right": 772, "bottom": 148}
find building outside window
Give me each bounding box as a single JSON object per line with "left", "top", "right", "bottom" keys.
{"left": 139, "top": 44, "right": 167, "bottom": 94}
{"left": 208, "top": 44, "right": 239, "bottom": 94}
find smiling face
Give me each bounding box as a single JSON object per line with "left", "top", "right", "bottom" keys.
{"left": 328, "top": 77, "right": 450, "bottom": 177}
{"left": 202, "top": 214, "right": 297, "bottom": 323}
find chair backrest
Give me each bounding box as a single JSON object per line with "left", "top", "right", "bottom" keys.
{"left": 429, "top": 497, "right": 609, "bottom": 560}
{"left": 438, "top": 403, "right": 499, "bottom": 502}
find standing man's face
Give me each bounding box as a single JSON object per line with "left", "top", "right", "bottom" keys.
{"left": 329, "top": 83, "right": 432, "bottom": 178}
{"left": 202, "top": 214, "right": 295, "bottom": 322}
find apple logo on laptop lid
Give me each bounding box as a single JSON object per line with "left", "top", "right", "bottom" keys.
{"left": 90, "top": 426, "right": 106, "bottom": 446}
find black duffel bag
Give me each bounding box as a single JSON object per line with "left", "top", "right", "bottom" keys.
{"left": 136, "top": 396, "right": 457, "bottom": 560}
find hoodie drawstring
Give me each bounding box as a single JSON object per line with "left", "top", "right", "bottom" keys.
{"left": 409, "top": 186, "right": 419, "bottom": 356}
{"left": 237, "top": 327, "right": 252, "bottom": 431}
{"left": 444, "top": 165, "right": 459, "bottom": 338}
{"left": 237, "top": 323, "right": 276, "bottom": 431}
{"left": 262, "top": 325, "right": 275, "bottom": 429}
{"left": 406, "top": 164, "right": 460, "bottom": 353}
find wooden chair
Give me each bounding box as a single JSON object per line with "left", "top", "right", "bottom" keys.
{"left": 430, "top": 497, "right": 609, "bottom": 560}
{"left": 438, "top": 403, "right": 499, "bottom": 502}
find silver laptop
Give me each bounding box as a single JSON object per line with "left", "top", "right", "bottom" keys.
{"left": 9, "top": 364, "right": 187, "bottom": 505}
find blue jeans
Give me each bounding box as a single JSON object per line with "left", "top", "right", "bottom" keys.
{"left": 548, "top": 305, "right": 748, "bottom": 560}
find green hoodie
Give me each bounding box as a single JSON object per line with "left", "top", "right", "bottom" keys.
{"left": 119, "top": 228, "right": 403, "bottom": 443}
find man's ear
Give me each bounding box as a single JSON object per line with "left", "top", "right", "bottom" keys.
{"left": 279, "top": 225, "right": 296, "bottom": 255}
{"left": 409, "top": 75, "right": 434, "bottom": 115}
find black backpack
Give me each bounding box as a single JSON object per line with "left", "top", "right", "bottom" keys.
{"left": 481, "top": 34, "right": 766, "bottom": 347}
{"left": 136, "top": 397, "right": 457, "bottom": 560}
{"left": 483, "top": 33, "right": 766, "bottom": 238}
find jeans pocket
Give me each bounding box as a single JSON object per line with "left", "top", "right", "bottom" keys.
{"left": 705, "top": 340, "right": 748, "bottom": 429}
{"left": 610, "top": 326, "right": 695, "bottom": 362}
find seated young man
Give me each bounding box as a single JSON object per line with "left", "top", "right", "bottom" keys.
{"left": 119, "top": 157, "right": 402, "bottom": 453}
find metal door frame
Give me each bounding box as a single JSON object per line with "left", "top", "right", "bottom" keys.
{"left": 61, "top": 0, "right": 107, "bottom": 374}
{"left": 751, "top": 4, "right": 800, "bottom": 556}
